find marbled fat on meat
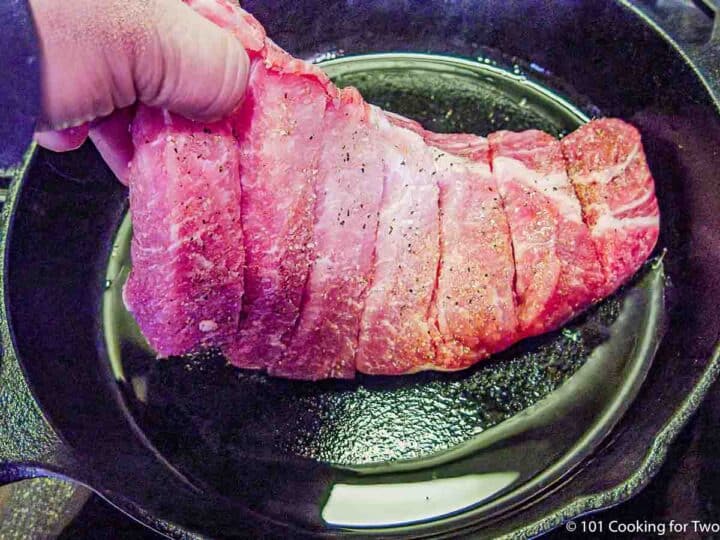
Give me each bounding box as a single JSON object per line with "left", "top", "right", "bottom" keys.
{"left": 224, "top": 63, "right": 329, "bottom": 371}
{"left": 490, "top": 130, "right": 604, "bottom": 338}
{"left": 273, "top": 89, "right": 385, "bottom": 380}
{"left": 429, "top": 137, "right": 519, "bottom": 367}
{"left": 561, "top": 119, "right": 660, "bottom": 295}
{"left": 355, "top": 111, "right": 441, "bottom": 375}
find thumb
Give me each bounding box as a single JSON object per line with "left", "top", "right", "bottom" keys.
{"left": 30, "top": 0, "right": 249, "bottom": 134}
{"left": 136, "top": 0, "right": 251, "bottom": 121}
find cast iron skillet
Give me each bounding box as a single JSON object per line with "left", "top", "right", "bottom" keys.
{"left": 0, "top": 1, "right": 719, "bottom": 538}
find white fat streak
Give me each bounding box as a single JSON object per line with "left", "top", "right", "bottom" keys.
{"left": 189, "top": 252, "right": 215, "bottom": 271}
{"left": 587, "top": 185, "right": 655, "bottom": 221}
{"left": 371, "top": 105, "right": 391, "bottom": 129}
{"left": 593, "top": 213, "right": 658, "bottom": 236}
{"left": 169, "top": 222, "right": 181, "bottom": 243}
{"left": 583, "top": 143, "right": 640, "bottom": 185}
{"left": 150, "top": 137, "right": 167, "bottom": 149}
{"left": 571, "top": 142, "right": 657, "bottom": 236}
{"left": 606, "top": 186, "right": 654, "bottom": 215}
{"left": 586, "top": 184, "right": 656, "bottom": 236}
{"left": 364, "top": 111, "right": 438, "bottom": 333}
{"left": 493, "top": 156, "right": 582, "bottom": 222}
{"left": 162, "top": 110, "right": 173, "bottom": 126}
{"left": 199, "top": 320, "right": 218, "bottom": 332}
{"left": 431, "top": 148, "right": 490, "bottom": 176}
{"left": 135, "top": 245, "right": 165, "bottom": 255}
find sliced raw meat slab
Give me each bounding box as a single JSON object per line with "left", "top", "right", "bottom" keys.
{"left": 122, "top": 0, "right": 662, "bottom": 379}
{"left": 561, "top": 119, "right": 660, "bottom": 294}
{"left": 272, "top": 89, "right": 385, "bottom": 380}
{"left": 356, "top": 115, "right": 441, "bottom": 375}
{"left": 124, "top": 106, "right": 244, "bottom": 357}
{"left": 223, "top": 64, "right": 329, "bottom": 370}
{"left": 429, "top": 138, "right": 519, "bottom": 367}
{"left": 184, "top": 0, "right": 340, "bottom": 371}
{"left": 489, "top": 130, "right": 603, "bottom": 338}
{"left": 364, "top": 117, "right": 519, "bottom": 370}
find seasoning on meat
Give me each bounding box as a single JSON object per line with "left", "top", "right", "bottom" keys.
{"left": 124, "top": 107, "right": 244, "bottom": 357}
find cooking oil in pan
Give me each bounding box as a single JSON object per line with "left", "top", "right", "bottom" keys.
{"left": 103, "top": 54, "right": 662, "bottom": 488}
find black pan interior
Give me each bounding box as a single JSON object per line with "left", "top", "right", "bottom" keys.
{"left": 3, "top": 1, "right": 720, "bottom": 537}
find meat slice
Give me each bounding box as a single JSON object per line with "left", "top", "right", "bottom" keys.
{"left": 355, "top": 115, "right": 441, "bottom": 375}
{"left": 272, "top": 90, "right": 385, "bottom": 380}
{"left": 489, "top": 130, "right": 604, "bottom": 337}
{"left": 429, "top": 137, "right": 519, "bottom": 367}
{"left": 561, "top": 119, "right": 660, "bottom": 294}
{"left": 224, "top": 64, "right": 329, "bottom": 370}
{"left": 124, "top": 107, "right": 244, "bottom": 357}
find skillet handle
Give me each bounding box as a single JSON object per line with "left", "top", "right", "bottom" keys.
{"left": 0, "top": 340, "right": 72, "bottom": 482}
{"left": 0, "top": 178, "right": 74, "bottom": 483}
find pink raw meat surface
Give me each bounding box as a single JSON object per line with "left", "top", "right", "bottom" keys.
{"left": 561, "top": 119, "right": 660, "bottom": 294}
{"left": 355, "top": 113, "right": 441, "bottom": 375}
{"left": 429, "top": 138, "right": 519, "bottom": 367}
{"left": 224, "top": 61, "right": 329, "bottom": 370}
{"left": 271, "top": 89, "right": 385, "bottom": 380}
{"left": 391, "top": 119, "right": 520, "bottom": 366}
{"left": 124, "top": 106, "right": 244, "bottom": 357}
{"left": 490, "top": 130, "right": 604, "bottom": 338}
{"left": 119, "top": 0, "right": 660, "bottom": 379}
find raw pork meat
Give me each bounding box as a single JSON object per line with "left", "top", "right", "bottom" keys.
{"left": 561, "top": 119, "right": 660, "bottom": 295}
{"left": 224, "top": 57, "right": 329, "bottom": 371}
{"left": 273, "top": 89, "right": 385, "bottom": 379}
{"left": 124, "top": 107, "right": 244, "bottom": 357}
{"left": 489, "top": 130, "right": 604, "bottom": 338}
{"left": 119, "top": 0, "right": 660, "bottom": 378}
{"left": 429, "top": 137, "right": 518, "bottom": 368}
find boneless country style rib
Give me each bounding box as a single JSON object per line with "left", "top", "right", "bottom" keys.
{"left": 120, "top": 0, "right": 660, "bottom": 380}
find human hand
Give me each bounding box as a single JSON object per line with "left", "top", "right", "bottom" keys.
{"left": 29, "top": 0, "right": 249, "bottom": 165}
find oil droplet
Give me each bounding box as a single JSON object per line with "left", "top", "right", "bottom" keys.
{"left": 562, "top": 328, "right": 581, "bottom": 342}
